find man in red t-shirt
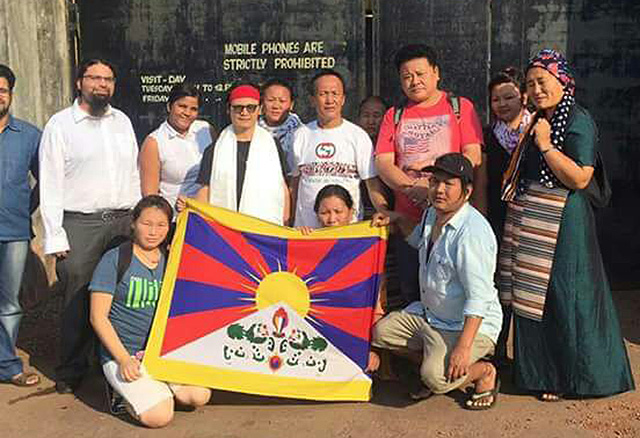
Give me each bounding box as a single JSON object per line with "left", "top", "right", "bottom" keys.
{"left": 375, "top": 44, "right": 485, "bottom": 303}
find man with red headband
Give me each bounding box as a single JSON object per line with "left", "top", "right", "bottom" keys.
{"left": 195, "top": 83, "right": 290, "bottom": 224}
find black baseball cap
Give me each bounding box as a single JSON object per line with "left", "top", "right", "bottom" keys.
{"left": 422, "top": 153, "right": 473, "bottom": 183}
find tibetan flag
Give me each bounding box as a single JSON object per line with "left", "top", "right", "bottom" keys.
{"left": 143, "top": 199, "right": 387, "bottom": 401}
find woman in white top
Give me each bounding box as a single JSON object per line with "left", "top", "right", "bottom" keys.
{"left": 139, "top": 83, "right": 215, "bottom": 210}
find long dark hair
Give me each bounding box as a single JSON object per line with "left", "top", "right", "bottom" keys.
{"left": 131, "top": 195, "right": 173, "bottom": 246}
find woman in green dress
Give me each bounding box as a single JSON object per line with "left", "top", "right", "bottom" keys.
{"left": 499, "top": 49, "right": 634, "bottom": 401}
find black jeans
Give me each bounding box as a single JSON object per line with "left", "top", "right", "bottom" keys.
{"left": 55, "top": 210, "right": 131, "bottom": 384}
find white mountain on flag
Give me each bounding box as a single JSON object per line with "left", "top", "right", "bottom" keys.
{"left": 162, "top": 302, "right": 371, "bottom": 383}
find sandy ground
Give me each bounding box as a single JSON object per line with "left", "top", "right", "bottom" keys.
{"left": 1, "top": 289, "right": 639, "bottom": 438}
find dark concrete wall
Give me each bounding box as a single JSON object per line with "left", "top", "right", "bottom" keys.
{"left": 379, "top": 0, "right": 491, "bottom": 118}
{"left": 566, "top": 0, "right": 640, "bottom": 285}
{"left": 79, "top": 0, "right": 366, "bottom": 139}
{"left": 378, "top": 0, "right": 640, "bottom": 285}
{"left": 36, "top": 0, "right": 640, "bottom": 286}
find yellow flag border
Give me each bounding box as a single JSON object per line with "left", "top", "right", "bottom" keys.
{"left": 143, "top": 199, "right": 386, "bottom": 401}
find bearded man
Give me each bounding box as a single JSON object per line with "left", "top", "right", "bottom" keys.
{"left": 39, "top": 58, "right": 140, "bottom": 394}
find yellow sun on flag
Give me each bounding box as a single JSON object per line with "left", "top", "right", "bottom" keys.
{"left": 253, "top": 271, "right": 311, "bottom": 317}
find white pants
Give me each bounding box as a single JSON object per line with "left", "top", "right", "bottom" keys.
{"left": 103, "top": 360, "right": 183, "bottom": 415}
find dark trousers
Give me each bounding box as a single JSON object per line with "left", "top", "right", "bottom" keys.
{"left": 55, "top": 211, "right": 131, "bottom": 384}
{"left": 495, "top": 304, "right": 512, "bottom": 362}
{"left": 391, "top": 233, "right": 420, "bottom": 305}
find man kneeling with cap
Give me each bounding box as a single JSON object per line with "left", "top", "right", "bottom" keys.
{"left": 371, "top": 153, "right": 502, "bottom": 410}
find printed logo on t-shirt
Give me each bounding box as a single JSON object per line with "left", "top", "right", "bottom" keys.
{"left": 315, "top": 142, "right": 336, "bottom": 159}
{"left": 125, "top": 276, "right": 161, "bottom": 309}
{"left": 299, "top": 162, "right": 358, "bottom": 179}
{"left": 398, "top": 115, "right": 453, "bottom": 170}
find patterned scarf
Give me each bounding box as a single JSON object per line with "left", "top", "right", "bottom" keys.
{"left": 538, "top": 92, "right": 575, "bottom": 188}
{"left": 492, "top": 110, "right": 532, "bottom": 155}
{"left": 501, "top": 49, "right": 577, "bottom": 201}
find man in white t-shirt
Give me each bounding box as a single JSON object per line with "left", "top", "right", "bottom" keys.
{"left": 292, "top": 70, "right": 388, "bottom": 227}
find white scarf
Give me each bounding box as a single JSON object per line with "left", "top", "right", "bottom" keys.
{"left": 208, "top": 125, "right": 285, "bottom": 224}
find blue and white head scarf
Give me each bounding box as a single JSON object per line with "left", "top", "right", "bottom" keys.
{"left": 526, "top": 49, "right": 577, "bottom": 189}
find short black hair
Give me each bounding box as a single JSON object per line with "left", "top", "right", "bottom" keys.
{"left": 488, "top": 66, "right": 526, "bottom": 95}
{"left": 76, "top": 58, "right": 117, "bottom": 82}
{"left": 314, "top": 184, "right": 354, "bottom": 213}
{"left": 309, "top": 69, "right": 346, "bottom": 96}
{"left": 0, "top": 64, "right": 16, "bottom": 91}
{"left": 358, "top": 95, "right": 388, "bottom": 115}
{"left": 394, "top": 44, "right": 438, "bottom": 71}
{"left": 168, "top": 82, "right": 202, "bottom": 107}
{"left": 261, "top": 78, "right": 295, "bottom": 101}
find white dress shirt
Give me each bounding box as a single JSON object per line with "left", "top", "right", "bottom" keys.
{"left": 39, "top": 100, "right": 141, "bottom": 254}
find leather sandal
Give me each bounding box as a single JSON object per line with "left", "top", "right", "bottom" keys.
{"left": 9, "top": 371, "right": 40, "bottom": 387}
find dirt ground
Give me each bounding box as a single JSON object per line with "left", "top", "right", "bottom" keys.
{"left": 1, "top": 289, "right": 639, "bottom": 438}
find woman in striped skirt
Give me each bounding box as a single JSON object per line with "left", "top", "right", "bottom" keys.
{"left": 499, "top": 49, "right": 634, "bottom": 401}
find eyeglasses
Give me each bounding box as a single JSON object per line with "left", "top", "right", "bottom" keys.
{"left": 230, "top": 104, "right": 258, "bottom": 114}
{"left": 0, "top": 88, "right": 10, "bottom": 96}
{"left": 83, "top": 75, "right": 116, "bottom": 84}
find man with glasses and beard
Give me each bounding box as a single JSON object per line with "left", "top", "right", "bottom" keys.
{"left": 190, "top": 83, "right": 290, "bottom": 225}
{"left": 39, "top": 59, "right": 140, "bottom": 394}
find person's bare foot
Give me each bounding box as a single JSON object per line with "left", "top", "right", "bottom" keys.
{"left": 9, "top": 371, "right": 40, "bottom": 387}
{"left": 465, "top": 362, "right": 498, "bottom": 410}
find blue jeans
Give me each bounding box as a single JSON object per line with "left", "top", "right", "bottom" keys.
{"left": 0, "top": 240, "right": 28, "bottom": 380}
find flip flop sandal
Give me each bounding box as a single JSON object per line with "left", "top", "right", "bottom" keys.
{"left": 9, "top": 372, "right": 40, "bottom": 387}
{"left": 465, "top": 376, "right": 500, "bottom": 411}
{"left": 538, "top": 392, "right": 563, "bottom": 402}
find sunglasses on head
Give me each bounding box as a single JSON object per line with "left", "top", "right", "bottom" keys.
{"left": 230, "top": 104, "right": 259, "bottom": 114}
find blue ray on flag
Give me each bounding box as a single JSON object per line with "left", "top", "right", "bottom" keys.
{"left": 242, "top": 232, "right": 288, "bottom": 273}
{"left": 168, "top": 279, "right": 255, "bottom": 317}
{"left": 185, "top": 214, "right": 261, "bottom": 281}
{"left": 311, "top": 275, "right": 381, "bottom": 308}
{"left": 307, "top": 318, "right": 369, "bottom": 370}
{"left": 306, "top": 237, "right": 377, "bottom": 284}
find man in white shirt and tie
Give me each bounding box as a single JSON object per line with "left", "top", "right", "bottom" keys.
{"left": 39, "top": 59, "right": 140, "bottom": 394}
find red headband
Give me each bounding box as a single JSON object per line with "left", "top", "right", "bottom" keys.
{"left": 229, "top": 85, "right": 260, "bottom": 102}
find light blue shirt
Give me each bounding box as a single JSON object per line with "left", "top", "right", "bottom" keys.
{"left": 405, "top": 202, "right": 503, "bottom": 343}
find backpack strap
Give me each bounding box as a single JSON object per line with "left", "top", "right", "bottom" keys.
{"left": 160, "top": 246, "right": 169, "bottom": 277}
{"left": 116, "top": 240, "right": 169, "bottom": 285}
{"left": 393, "top": 105, "right": 405, "bottom": 128}
{"left": 397, "top": 93, "right": 460, "bottom": 126}
{"left": 446, "top": 92, "right": 461, "bottom": 121}
{"left": 116, "top": 240, "right": 133, "bottom": 285}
